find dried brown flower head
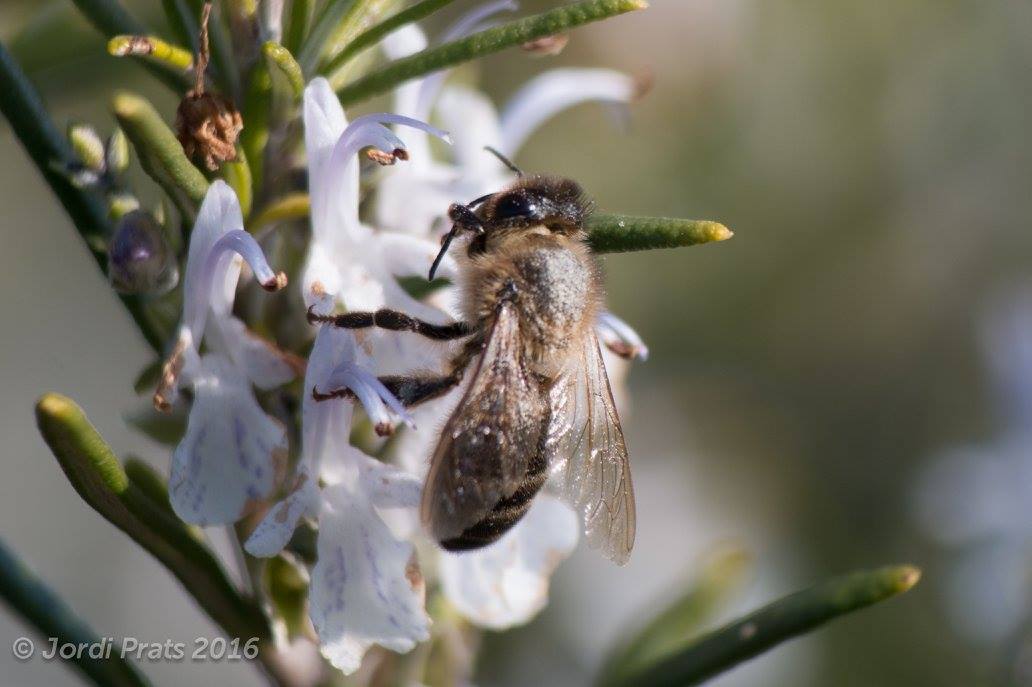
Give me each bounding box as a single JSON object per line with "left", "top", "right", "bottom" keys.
{"left": 174, "top": 1, "right": 242, "bottom": 171}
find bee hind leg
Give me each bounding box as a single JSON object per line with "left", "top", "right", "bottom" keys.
{"left": 306, "top": 305, "right": 472, "bottom": 341}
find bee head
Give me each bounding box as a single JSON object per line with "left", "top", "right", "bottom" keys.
{"left": 427, "top": 149, "right": 592, "bottom": 280}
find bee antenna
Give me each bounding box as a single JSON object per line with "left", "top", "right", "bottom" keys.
{"left": 484, "top": 146, "right": 523, "bottom": 177}
{"left": 429, "top": 227, "right": 458, "bottom": 281}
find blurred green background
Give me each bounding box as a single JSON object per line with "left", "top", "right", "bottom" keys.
{"left": 3, "top": 0, "right": 1031, "bottom": 685}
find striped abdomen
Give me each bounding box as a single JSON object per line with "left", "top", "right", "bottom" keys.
{"left": 439, "top": 449, "right": 548, "bottom": 551}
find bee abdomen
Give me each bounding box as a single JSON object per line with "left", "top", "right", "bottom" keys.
{"left": 440, "top": 454, "right": 548, "bottom": 552}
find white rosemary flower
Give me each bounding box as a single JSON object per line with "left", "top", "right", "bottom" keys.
{"left": 154, "top": 180, "right": 296, "bottom": 526}
{"left": 913, "top": 287, "right": 1032, "bottom": 642}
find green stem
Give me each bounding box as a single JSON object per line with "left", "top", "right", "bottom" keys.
{"left": 607, "top": 565, "right": 921, "bottom": 687}
{"left": 69, "top": 0, "right": 191, "bottom": 91}
{"left": 320, "top": 0, "right": 458, "bottom": 75}
{"left": 0, "top": 538, "right": 151, "bottom": 687}
{"left": 112, "top": 91, "right": 209, "bottom": 220}
{"left": 336, "top": 0, "right": 647, "bottom": 106}
{"left": 0, "top": 42, "right": 164, "bottom": 351}
{"left": 586, "top": 214, "right": 733, "bottom": 253}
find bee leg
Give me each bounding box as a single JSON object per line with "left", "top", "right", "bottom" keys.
{"left": 312, "top": 343, "right": 478, "bottom": 408}
{"left": 306, "top": 305, "right": 473, "bottom": 341}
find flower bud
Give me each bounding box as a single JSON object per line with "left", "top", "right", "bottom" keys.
{"left": 67, "top": 122, "right": 106, "bottom": 171}
{"left": 106, "top": 128, "right": 130, "bottom": 175}
{"left": 107, "top": 210, "right": 179, "bottom": 295}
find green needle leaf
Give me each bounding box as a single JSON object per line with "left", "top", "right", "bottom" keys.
{"left": 606, "top": 565, "right": 921, "bottom": 687}
{"left": 283, "top": 0, "right": 314, "bottom": 54}
{"left": 297, "top": 0, "right": 357, "bottom": 72}
{"left": 601, "top": 547, "right": 751, "bottom": 685}
{"left": 70, "top": 0, "right": 191, "bottom": 90}
{"left": 108, "top": 35, "right": 194, "bottom": 71}
{"left": 0, "top": 538, "right": 151, "bottom": 687}
{"left": 112, "top": 91, "right": 209, "bottom": 219}
{"left": 321, "top": 0, "right": 458, "bottom": 75}
{"left": 35, "top": 394, "right": 270, "bottom": 643}
{"left": 587, "top": 214, "right": 733, "bottom": 253}
{"left": 336, "top": 0, "right": 648, "bottom": 106}
{"left": 0, "top": 42, "right": 165, "bottom": 351}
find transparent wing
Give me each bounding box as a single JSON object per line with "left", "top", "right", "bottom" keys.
{"left": 547, "top": 333, "right": 636, "bottom": 564}
{"left": 420, "top": 301, "right": 547, "bottom": 542}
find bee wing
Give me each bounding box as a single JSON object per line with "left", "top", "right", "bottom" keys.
{"left": 547, "top": 333, "right": 636, "bottom": 565}
{"left": 420, "top": 301, "right": 546, "bottom": 542}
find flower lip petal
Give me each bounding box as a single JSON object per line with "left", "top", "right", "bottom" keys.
{"left": 499, "top": 68, "right": 641, "bottom": 156}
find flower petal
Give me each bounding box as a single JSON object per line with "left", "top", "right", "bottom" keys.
{"left": 378, "top": 232, "right": 459, "bottom": 281}
{"left": 215, "top": 316, "right": 301, "bottom": 389}
{"left": 244, "top": 471, "right": 320, "bottom": 557}
{"left": 596, "top": 310, "right": 649, "bottom": 362}
{"left": 412, "top": 0, "right": 519, "bottom": 120}
{"left": 435, "top": 86, "right": 506, "bottom": 180}
{"left": 181, "top": 181, "right": 247, "bottom": 339}
{"left": 499, "top": 68, "right": 640, "bottom": 156}
{"left": 310, "top": 481, "right": 430, "bottom": 674}
{"left": 169, "top": 355, "right": 287, "bottom": 526}
{"left": 439, "top": 495, "right": 578, "bottom": 630}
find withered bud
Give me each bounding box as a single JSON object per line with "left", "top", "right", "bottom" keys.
{"left": 365, "top": 147, "right": 408, "bottom": 165}
{"left": 175, "top": 1, "right": 241, "bottom": 171}
{"left": 175, "top": 90, "right": 243, "bottom": 171}
{"left": 521, "top": 33, "right": 569, "bottom": 57}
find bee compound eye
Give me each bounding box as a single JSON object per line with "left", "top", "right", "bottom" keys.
{"left": 492, "top": 193, "right": 535, "bottom": 221}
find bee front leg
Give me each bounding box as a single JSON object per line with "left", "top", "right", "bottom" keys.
{"left": 307, "top": 305, "right": 473, "bottom": 341}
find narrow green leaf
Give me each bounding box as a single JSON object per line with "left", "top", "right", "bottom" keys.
{"left": 0, "top": 538, "right": 151, "bottom": 687}
{"left": 35, "top": 394, "right": 270, "bottom": 642}
{"left": 587, "top": 214, "right": 733, "bottom": 253}
{"left": 297, "top": 0, "right": 356, "bottom": 73}
{"left": 321, "top": 0, "right": 401, "bottom": 74}
{"left": 241, "top": 61, "right": 272, "bottom": 194}
{"left": 123, "top": 457, "right": 179, "bottom": 521}
{"left": 161, "top": 0, "right": 198, "bottom": 49}
{"left": 0, "top": 42, "right": 165, "bottom": 352}
{"left": 248, "top": 192, "right": 311, "bottom": 232}
{"left": 262, "top": 41, "right": 305, "bottom": 99}
{"left": 283, "top": 0, "right": 314, "bottom": 54}
{"left": 601, "top": 547, "right": 751, "bottom": 685}
{"left": 608, "top": 565, "right": 921, "bottom": 687}
{"left": 112, "top": 91, "right": 209, "bottom": 219}
{"left": 336, "top": 0, "right": 647, "bottom": 106}
{"left": 108, "top": 35, "right": 194, "bottom": 71}
{"left": 321, "top": 0, "right": 458, "bottom": 75}
{"left": 70, "top": 0, "right": 191, "bottom": 90}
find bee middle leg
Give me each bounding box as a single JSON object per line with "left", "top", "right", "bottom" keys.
{"left": 307, "top": 305, "right": 473, "bottom": 341}
{"left": 313, "top": 342, "right": 479, "bottom": 409}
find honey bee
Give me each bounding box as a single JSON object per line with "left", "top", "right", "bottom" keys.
{"left": 308, "top": 149, "right": 636, "bottom": 564}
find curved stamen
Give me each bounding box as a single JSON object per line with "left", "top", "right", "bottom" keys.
{"left": 322, "top": 359, "right": 416, "bottom": 435}
{"left": 318, "top": 114, "right": 452, "bottom": 242}
{"left": 499, "top": 68, "right": 641, "bottom": 156}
